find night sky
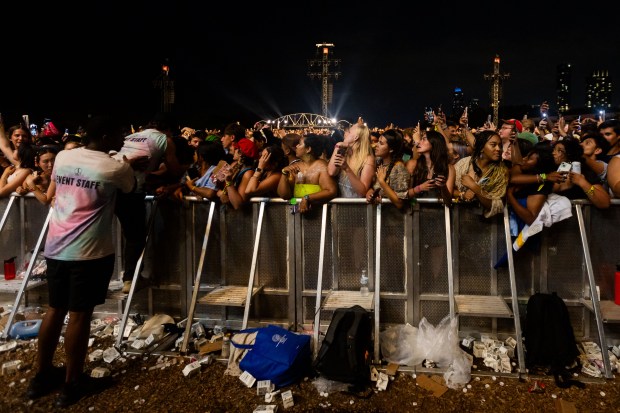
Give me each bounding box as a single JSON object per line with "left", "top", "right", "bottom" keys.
{"left": 2, "top": 2, "right": 618, "bottom": 132}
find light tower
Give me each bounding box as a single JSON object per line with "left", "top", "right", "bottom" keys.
{"left": 484, "top": 55, "right": 510, "bottom": 125}
{"left": 153, "top": 59, "right": 175, "bottom": 113}
{"left": 307, "top": 43, "right": 341, "bottom": 118}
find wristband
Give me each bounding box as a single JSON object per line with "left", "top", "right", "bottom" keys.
{"left": 281, "top": 170, "right": 290, "bottom": 176}
{"left": 303, "top": 194, "right": 310, "bottom": 204}
{"left": 225, "top": 181, "right": 232, "bottom": 188}
{"left": 586, "top": 185, "right": 595, "bottom": 197}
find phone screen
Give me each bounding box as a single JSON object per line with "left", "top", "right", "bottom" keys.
{"left": 557, "top": 162, "right": 572, "bottom": 173}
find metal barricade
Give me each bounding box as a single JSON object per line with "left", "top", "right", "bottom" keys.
{"left": 2, "top": 194, "right": 620, "bottom": 379}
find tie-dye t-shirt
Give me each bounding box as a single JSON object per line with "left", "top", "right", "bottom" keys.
{"left": 44, "top": 148, "right": 135, "bottom": 261}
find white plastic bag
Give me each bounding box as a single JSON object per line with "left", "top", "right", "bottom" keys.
{"left": 410, "top": 315, "right": 458, "bottom": 367}
{"left": 379, "top": 323, "right": 418, "bottom": 366}
{"left": 444, "top": 347, "right": 472, "bottom": 389}
{"left": 409, "top": 315, "right": 472, "bottom": 388}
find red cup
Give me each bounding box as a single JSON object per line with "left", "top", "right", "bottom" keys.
{"left": 4, "top": 257, "right": 16, "bottom": 280}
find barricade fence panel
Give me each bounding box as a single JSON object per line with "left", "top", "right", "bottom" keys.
{"left": 0, "top": 197, "right": 25, "bottom": 271}
{"left": 3, "top": 196, "right": 620, "bottom": 345}
{"left": 379, "top": 205, "right": 408, "bottom": 294}
{"left": 258, "top": 203, "right": 289, "bottom": 290}
{"left": 0, "top": 196, "right": 50, "bottom": 312}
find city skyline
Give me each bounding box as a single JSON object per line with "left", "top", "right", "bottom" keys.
{"left": 1, "top": 2, "right": 618, "bottom": 131}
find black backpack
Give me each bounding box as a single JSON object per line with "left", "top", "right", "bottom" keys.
{"left": 313, "top": 305, "right": 373, "bottom": 385}
{"left": 524, "top": 292, "right": 584, "bottom": 388}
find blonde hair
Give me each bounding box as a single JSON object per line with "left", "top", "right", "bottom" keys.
{"left": 347, "top": 123, "right": 372, "bottom": 175}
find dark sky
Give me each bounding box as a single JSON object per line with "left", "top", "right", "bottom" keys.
{"left": 2, "top": 2, "right": 618, "bottom": 132}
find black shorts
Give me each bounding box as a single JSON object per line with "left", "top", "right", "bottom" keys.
{"left": 46, "top": 255, "right": 115, "bottom": 312}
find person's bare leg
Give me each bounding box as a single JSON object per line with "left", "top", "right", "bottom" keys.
{"left": 63, "top": 309, "right": 94, "bottom": 382}
{"left": 36, "top": 306, "right": 67, "bottom": 372}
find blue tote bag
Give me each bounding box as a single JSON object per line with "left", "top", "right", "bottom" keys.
{"left": 231, "top": 324, "right": 311, "bottom": 387}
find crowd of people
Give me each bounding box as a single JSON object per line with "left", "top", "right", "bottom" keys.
{"left": 1, "top": 107, "right": 619, "bottom": 407}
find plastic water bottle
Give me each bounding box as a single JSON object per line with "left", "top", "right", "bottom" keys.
{"left": 360, "top": 269, "right": 369, "bottom": 296}
{"left": 221, "top": 336, "right": 231, "bottom": 359}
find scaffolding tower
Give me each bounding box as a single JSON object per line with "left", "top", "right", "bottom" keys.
{"left": 153, "top": 60, "right": 175, "bottom": 113}
{"left": 307, "top": 43, "right": 341, "bottom": 119}
{"left": 484, "top": 55, "right": 510, "bottom": 125}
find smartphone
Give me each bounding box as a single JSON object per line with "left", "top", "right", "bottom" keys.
{"left": 486, "top": 114, "right": 492, "bottom": 124}
{"left": 187, "top": 166, "right": 200, "bottom": 180}
{"left": 557, "top": 162, "right": 572, "bottom": 173}
{"left": 337, "top": 146, "right": 347, "bottom": 156}
{"left": 425, "top": 107, "right": 434, "bottom": 124}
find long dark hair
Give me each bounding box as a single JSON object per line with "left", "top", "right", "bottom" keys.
{"left": 16, "top": 142, "right": 37, "bottom": 169}
{"left": 412, "top": 130, "right": 449, "bottom": 185}
{"left": 264, "top": 144, "right": 288, "bottom": 171}
{"left": 381, "top": 129, "right": 404, "bottom": 164}
{"left": 303, "top": 133, "right": 326, "bottom": 159}
{"left": 526, "top": 143, "right": 556, "bottom": 174}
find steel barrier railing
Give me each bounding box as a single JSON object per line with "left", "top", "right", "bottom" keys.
{"left": 2, "top": 194, "right": 619, "bottom": 377}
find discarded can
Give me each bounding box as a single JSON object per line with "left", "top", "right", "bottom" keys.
{"left": 1, "top": 360, "right": 22, "bottom": 375}
{"left": 91, "top": 367, "right": 111, "bottom": 378}
{"left": 192, "top": 322, "right": 206, "bottom": 339}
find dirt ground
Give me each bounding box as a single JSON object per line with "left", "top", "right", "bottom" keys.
{"left": 1, "top": 326, "right": 619, "bottom": 413}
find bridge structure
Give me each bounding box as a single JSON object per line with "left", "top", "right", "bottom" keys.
{"left": 259, "top": 113, "right": 351, "bottom": 130}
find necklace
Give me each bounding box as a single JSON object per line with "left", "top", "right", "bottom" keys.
{"left": 289, "top": 159, "right": 301, "bottom": 165}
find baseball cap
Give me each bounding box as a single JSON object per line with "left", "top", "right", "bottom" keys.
{"left": 234, "top": 138, "right": 258, "bottom": 159}
{"left": 500, "top": 119, "right": 523, "bottom": 133}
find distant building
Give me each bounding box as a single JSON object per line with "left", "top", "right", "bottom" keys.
{"left": 585, "top": 70, "right": 612, "bottom": 110}
{"left": 452, "top": 87, "right": 465, "bottom": 117}
{"left": 556, "top": 63, "right": 571, "bottom": 113}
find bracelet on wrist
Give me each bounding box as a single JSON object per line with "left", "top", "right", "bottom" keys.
{"left": 586, "top": 185, "right": 595, "bottom": 196}
{"left": 281, "top": 169, "right": 290, "bottom": 176}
